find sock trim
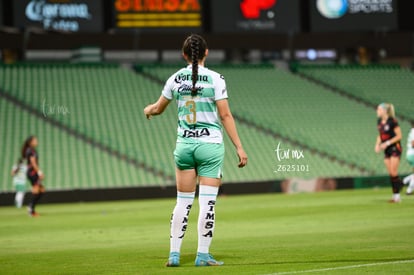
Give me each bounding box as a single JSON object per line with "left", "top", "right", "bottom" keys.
{"left": 199, "top": 193, "right": 217, "bottom": 197}
{"left": 177, "top": 191, "right": 195, "bottom": 199}
{"left": 177, "top": 195, "right": 195, "bottom": 199}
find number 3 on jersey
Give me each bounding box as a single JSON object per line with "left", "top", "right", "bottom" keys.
{"left": 185, "top": 100, "right": 196, "bottom": 124}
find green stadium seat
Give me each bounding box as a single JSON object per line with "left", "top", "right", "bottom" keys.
{"left": 1, "top": 63, "right": 411, "bottom": 192}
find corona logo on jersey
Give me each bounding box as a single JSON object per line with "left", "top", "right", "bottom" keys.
{"left": 240, "top": 0, "right": 277, "bottom": 19}
{"left": 114, "top": 0, "right": 201, "bottom": 29}
{"left": 317, "top": 0, "right": 394, "bottom": 19}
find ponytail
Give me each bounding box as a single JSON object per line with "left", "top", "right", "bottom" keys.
{"left": 191, "top": 38, "right": 199, "bottom": 97}
{"left": 379, "top": 103, "right": 396, "bottom": 118}
{"left": 21, "top": 135, "right": 35, "bottom": 159}
{"left": 182, "top": 34, "right": 208, "bottom": 97}
{"left": 388, "top": 104, "right": 395, "bottom": 118}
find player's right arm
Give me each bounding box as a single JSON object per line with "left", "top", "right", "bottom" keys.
{"left": 144, "top": 95, "right": 171, "bottom": 120}
{"left": 11, "top": 166, "right": 18, "bottom": 176}
{"left": 144, "top": 74, "right": 174, "bottom": 120}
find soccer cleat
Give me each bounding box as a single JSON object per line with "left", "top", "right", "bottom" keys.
{"left": 27, "top": 206, "right": 39, "bottom": 217}
{"left": 388, "top": 199, "right": 401, "bottom": 204}
{"left": 195, "top": 253, "right": 223, "bottom": 266}
{"left": 166, "top": 252, "right": 180, "bottom": 267}
{"left": 27, "top": 206, "right": 33, "bottom": 216}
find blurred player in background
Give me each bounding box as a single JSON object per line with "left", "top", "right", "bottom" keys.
{"left": 11, "top": 158, "right": 27, "bottom": 208}
{"left": 22, "top": 136, "right": 45, "bottom": 217}
{"left": 375, "top": 103, "right": 403, "bottom": 203}
{"left": 403, "top": 121, "right": 414, "bottom": 194}
{"left": 144, "top": 34, "right": 248, "bottom": 267}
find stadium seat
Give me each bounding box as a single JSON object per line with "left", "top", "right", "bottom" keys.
{"left": 1, "top": 63, "right": 411, "bottom": 192}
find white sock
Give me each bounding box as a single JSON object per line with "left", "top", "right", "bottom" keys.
{"left": 169, "top": 191, "right": 195, "bottom": 253}
{"left": 197, "top": 185, "right": 219, "bottom": 254}
{"left": 393, "top": 193, "right": 401, "bottom": 201}
{"left": 407, "top": 174, "right": 414, "bottom": 193}
{"left": 15, "top": 192, "right": 25, "bottom": 208}
{"left": 403, "top": 174, "right": 411, "bottom": 184}
{"left": 410, "top": 174, "right": 414, "bottom": 186}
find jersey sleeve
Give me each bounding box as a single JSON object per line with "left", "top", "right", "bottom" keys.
{"left": 392, "top": 119, "right": 399, "bottom": 128}
{"left": 214, "top": 74, "right": 228, "bottom": 101}
{"left": 25, "top": 148, "right": 34, "bottom": 160}
{"left": 161, "top": 74, "right": 175, "bottom": 100}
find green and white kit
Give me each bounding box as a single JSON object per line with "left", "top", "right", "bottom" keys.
{"left": 162, "top": 65, "right": 228, "bottom": 178}
{"left": 12, "top": 164, "right": 28, "bottom": 192}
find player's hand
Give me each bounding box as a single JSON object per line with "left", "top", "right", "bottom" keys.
{"left": 237, "top": 147, "right": 248, "bottom": 168}
{"left": 38, "top": 170, "right": 45, "bottom": 180}
{"left": 375, "top": 144, "right": 381, "bottom": 153}
{"left": 144, "top": 105, "right": 153, "bottom": 120}
{"left": 380, "top": 142, "right": 388, "bottom": 150}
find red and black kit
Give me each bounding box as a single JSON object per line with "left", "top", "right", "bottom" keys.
{"left": 25, "top": 147, "right": 40, "bottom": 185}
{"left": 377, "top": 117, "right": 402, "bottom": 158}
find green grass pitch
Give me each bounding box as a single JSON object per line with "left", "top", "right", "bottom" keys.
{"left": 1, "top": 188, "right": 414, "bottom": 274}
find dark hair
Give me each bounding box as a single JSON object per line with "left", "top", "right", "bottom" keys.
{"left": 182, "top": 34, "right": 208, "bottom": 97}
{"left": 21, "top": 135, "right": 36, "bottom": 159}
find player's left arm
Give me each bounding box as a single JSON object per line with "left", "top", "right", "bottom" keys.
{"left": 389, "top": 126, "right": 402, "bottom": 144}
{"left": 381, "top": 126, "right": 402, "bottom": 149}
{"left": 217, "top": 99, "right": 248, "bottom": 168}
{"left": 144, "top": 95, "right": 171, "bottom": 120}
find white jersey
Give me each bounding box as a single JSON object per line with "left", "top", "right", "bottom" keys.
{"left": 162, "top": 65, "right": 228, "bottom": 144}
{"left": 12, "top": 164, "right": 28, "bottom": 185}
{"left": 407, "top": 128, "right": 414, "bottom": 156}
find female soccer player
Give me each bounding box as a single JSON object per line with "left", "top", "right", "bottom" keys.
{"left": 11, "top": 158, "right": 28, "bottom": 208}
{"left": 144, "top": 34, "right": 248, "bottom": 267}
{"left": 375, "top": 103, "right": 403, "bottom": 203}
{"left": 22, "top": 136, "right": 45, "bottom": 216}
{"left": 403, "top": 122, "right": 414, "bottom": 194}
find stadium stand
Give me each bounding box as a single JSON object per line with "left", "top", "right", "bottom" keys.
{"left": 1, "top": 63, "right": 411, "bottom": 192}
{"left": 0, "top": 63, "right": 179, "bottom": 192}
{"left": 140, "top": 64, "right": 412, "bottom": 176}
{"left": 296, "top": 64, "right": 414, "bottom": 121}
{"left": 0, "top": 96, "right": 166, "bottom": 192}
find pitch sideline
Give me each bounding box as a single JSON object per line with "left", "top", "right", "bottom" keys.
{"left": 265, "top": 259, "right": 414, "bottom": 275}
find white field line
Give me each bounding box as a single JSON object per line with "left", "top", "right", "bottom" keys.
{"left": 265, "top": 259, "right": 414, "bottom": 275}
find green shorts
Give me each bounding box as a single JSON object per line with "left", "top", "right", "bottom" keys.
{"left": 13, "top": 182, "right": 26, "bottom": 192}
{"left": 407, "top": 154, "right": 414, "bottom": 167}
{"left": 174, "top": 142, "right": 224, "bottom": 179}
